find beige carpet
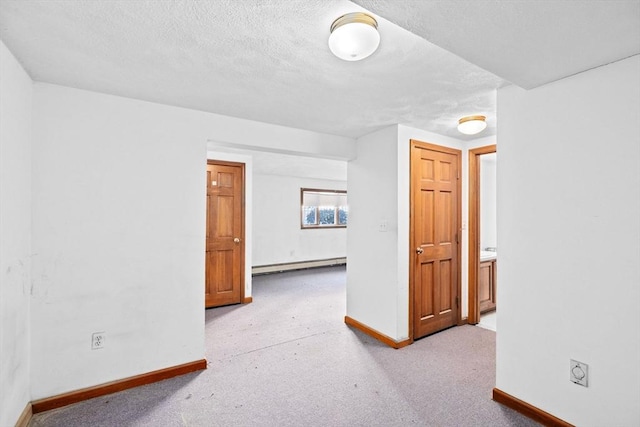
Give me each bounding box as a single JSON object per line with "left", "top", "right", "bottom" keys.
{"left": 30, "top": 266, "right": 538, "bottom": 426}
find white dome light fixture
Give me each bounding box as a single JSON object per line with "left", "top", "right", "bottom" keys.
{"left": 457, "top": 115, "right": 487, "bottom": 135}
{"left": 329, "top": 12, "right": 380, "bottom": 61}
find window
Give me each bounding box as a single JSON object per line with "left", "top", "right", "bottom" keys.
{"left": 301, "top": 188, "right": 347, "bottom": 228}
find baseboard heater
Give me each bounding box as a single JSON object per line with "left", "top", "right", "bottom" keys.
{"left": 252, "top": 257, "right": 346, "bottom": 275}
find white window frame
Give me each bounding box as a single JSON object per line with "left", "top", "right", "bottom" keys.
{"left": 300, "top": 188, "right": 348, "bottom": 229}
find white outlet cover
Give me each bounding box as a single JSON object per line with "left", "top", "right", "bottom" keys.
{"left": 92, "top": 332, "right": 106, "bottom": 350}
{"left": 570, "top": 359, "right": 588, "bottom": 387}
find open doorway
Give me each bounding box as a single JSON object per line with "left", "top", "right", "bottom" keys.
{"left": 468, "top": 145, "right": 497, "bottom": 330}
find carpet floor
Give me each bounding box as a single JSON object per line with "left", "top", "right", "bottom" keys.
{"left": 29, "top": 266, "right": 539, "bottom": 426}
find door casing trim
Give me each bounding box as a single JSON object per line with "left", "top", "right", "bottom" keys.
{"left": 468, "top": 145, "right": 496, "bottom": 324}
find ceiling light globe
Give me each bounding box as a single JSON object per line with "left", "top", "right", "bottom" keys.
{"left": 329, "top": 14, "right": 380, "bottom": 61}
{"left": 457, "top": 115, "right": 487, "bottom": 135}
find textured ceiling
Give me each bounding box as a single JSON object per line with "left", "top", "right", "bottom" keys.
{"left": 0, "top": 1, "right": 637, "bottom": 141}
{"left": 0, "top": 0, "right": 501, "bottom": 139}
{"left": 354, "top": 0, "right": 640, "bottom": 89}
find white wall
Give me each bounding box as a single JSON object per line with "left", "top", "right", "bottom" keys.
{"left": 480, "top": 153, "right": 497, "bottom": 249}
{"left": 253, "top": 174, "right": 346, "bottom": 266}
{"left": 347, "top": 125, "right": 401, "bottom": 339}
{"left": 0, "top": 40, "right": 32, "bottom": 426}
{"left": 347, "top": 124, "right": 466, "bottom": 341}
{"left": 30, "top": 84, "right": 208, "bottom": 399}
{"left": 29, "top": 83, "right": 356, "bottom": 400}
{"left": 496, "top": 55, "right": 640, "bottom": 426}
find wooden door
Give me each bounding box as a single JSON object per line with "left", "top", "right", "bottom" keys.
{"left": 205, "top": 161, "right": 244, "bottom": 308}
{"left": 410, "top": 140, "right": 461, "bottom": 339}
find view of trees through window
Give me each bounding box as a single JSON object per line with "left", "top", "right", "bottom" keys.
{"left": 301, "top": 188, "right": 347, "bottom": 228}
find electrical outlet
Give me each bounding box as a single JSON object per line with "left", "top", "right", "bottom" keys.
{"left": 379, "top": 220, "right": 388, "bottom": 232}
{"left": 92, "top": 332, "right": 105, "bottom": 350}
{"left": 570, "top": 359, "right": 588, "bottom": 387}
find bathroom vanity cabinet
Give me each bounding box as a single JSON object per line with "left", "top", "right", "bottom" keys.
{"left": 479, "top": 259, "right": 497, "bottom": 313}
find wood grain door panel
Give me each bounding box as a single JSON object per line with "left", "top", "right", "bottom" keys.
{"left": 411, "top": 141, "right": 461, "bottom": 339}
{"left": 205, "top": 161, "right": 244, "bottom": 308}
{"left": 479, "top": 260, "right": 497, "bottom": 313}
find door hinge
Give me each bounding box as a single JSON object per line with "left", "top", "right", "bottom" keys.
{"left": 456, "top": 296, "right": 459, "bottom": 308}
{"left": 455, "top": 232, "right": 459, "bottom": 244}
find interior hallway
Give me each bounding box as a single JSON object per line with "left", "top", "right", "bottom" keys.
{"left": 30, "top": 266, "right": 536, "bottom": 426}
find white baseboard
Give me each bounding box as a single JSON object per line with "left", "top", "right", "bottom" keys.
{"left": 252, "top": 257, "right": 346, "bottom": 275}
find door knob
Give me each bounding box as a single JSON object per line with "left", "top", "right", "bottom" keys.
{"left": 234, "top": 238, "right": 241, "bottom": 243}
{"left": 416, "top": 247, "right": 424, "bottom": 254}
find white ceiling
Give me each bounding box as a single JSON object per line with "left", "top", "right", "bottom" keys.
{"left": 1, "top": 0, "right": 638, "bottom": 141}
{"left": 218, "top": 149, "right": 348, "bottom": 181}
{"left": 354, "top": 0, "right": 640, "bottom": 89}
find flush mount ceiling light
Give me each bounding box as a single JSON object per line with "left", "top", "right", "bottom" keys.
{"left": 457, "top": 115, "right": 487, "bottom": 135}
{"left": 328, "top": 12, "right": 380, "bottom": 61}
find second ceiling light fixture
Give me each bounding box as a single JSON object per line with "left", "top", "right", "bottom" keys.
{"left": 329, "top": 12, "right": 489, "bottom": 137}
{"left": 458, "top": 115, "right": 487, "bottom": 135}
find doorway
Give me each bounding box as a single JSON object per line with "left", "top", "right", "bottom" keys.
{"left": 410, "top": 140, "right": 462, "bottom": 340}
{"left": 205, "top": 160, "right": 245, "bottom": 308}
{"left": 468, "top": 145, "right": 497, "bottom": 326}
